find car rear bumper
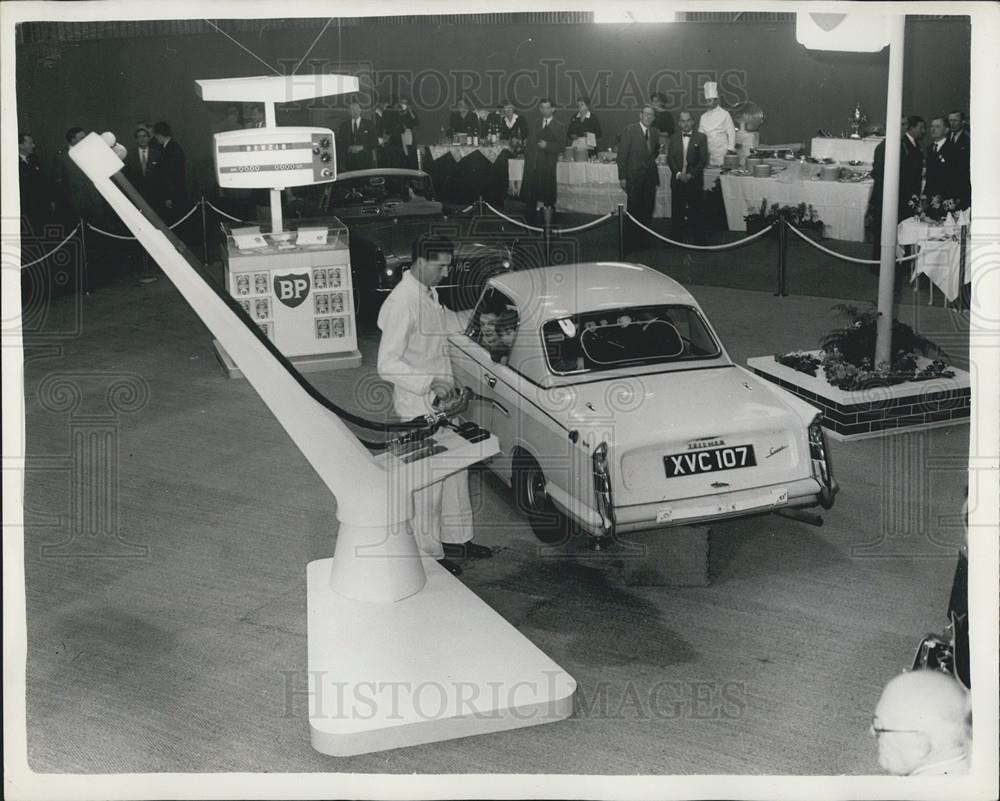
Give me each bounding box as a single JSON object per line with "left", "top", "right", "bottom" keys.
{"left": 547, "top": 476, "right": 836, "bottom": 537}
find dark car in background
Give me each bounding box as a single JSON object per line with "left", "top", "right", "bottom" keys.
{"left": 287, "top": 168, "right": 520, "bottom": 319}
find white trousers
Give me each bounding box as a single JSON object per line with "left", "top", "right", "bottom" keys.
{"left": 410, "top": 469, "right": 473, "bottom": 558}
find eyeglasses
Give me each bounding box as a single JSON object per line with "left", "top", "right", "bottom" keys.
{"left": 870, "top": 719, "right": 922, "bottom": 737}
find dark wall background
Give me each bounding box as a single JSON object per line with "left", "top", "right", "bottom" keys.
{"left": 16, "top": 17, "right": 970, "bottom": 189}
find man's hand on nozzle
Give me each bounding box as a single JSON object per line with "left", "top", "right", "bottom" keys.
{"left": 431, "top": 379, "right": 459, "bottom": 404}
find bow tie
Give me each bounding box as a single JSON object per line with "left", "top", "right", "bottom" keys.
{"left": 682, "top": 133, "right": 691, "bottom": 138}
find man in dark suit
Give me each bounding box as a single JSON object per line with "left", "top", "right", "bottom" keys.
{"left": 666, "top": 110, "right": 709, "bottom": 246}
{"left": 898, "top": 115, "right": 926, "bottom": 220}
{"left": 946, "top": 110, "right": 970, "bottom": 208}
{"left": 924, "top": 116, "right": 955, "bottom": 202}
{"left": 338, "top": 100, "right": 377, "bottom": 172}
{"left": 380, "top": 97, "right": 420, "bottom": 169}
{"left": 18, "top": 133, "right": 53, "bottom": 237}
{"left": 650, "top": 92, "right": 675, "bottom": 137}
{"left": 124, "top": 125, "right": 162, "bottom": 205}
{"left": 520, "top": 98, "right": 564, "bottom": 226}
{"left": 151, "top": 121, "right": 186, "bottom": 223}
{"left": 617, "top": 104, "right": 661, "bottom": 251}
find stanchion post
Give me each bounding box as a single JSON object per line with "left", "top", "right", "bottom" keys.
{"left": 477, "top": 195, "right": 485, "bottom": 219}
{"left": 617, "top": 203, "right": 625, "bottom": 261}
{"left": 200, "top": 196, "right": 209, "bottom": 266}
{"left": 959, "top": 223, "right": 968, "bottom": 311}
{"left": 78, "top": 218, "right": 91, "bottom": 294}
{"left": 774, "top": 216, "right": 788, "bottom": 297}
{"left": 542, "top": 205, "right": 553, "bottom": 265}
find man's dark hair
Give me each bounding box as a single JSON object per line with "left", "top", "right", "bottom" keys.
{"left": 65, "top": 126, "right": 84, "bottom": 143}
{"left": 412, "top": 233, "right": 455, "bottom": 264}
{"left": 652, "top": 92, "right": 668, "bottom": 104}
{"left": 948, "top": 110, "right": 966, "bottom": 121}
{"left": 539, "top": 98, "right": 555, "bottom": 107}
{"left": 152, "top": 121, "right": 172, "bottom": 137}
{"left": 905, "top": 115, "right": 924, "bottom": 131}
{"left": 577, "top": 95, "right": 591, "bottom": 107}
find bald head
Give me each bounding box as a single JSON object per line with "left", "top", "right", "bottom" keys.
{"left": 873, "top": 670, "right": 971, "bottom": 775}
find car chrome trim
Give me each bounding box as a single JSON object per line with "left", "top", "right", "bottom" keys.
{"left": 592, "top": 441, "right": 616, "bottom": 537}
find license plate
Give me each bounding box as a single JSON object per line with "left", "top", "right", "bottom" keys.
{"left": 663, "top": 445, "right": 757, "bottom": 478}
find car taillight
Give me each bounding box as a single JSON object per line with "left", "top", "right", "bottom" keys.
{"left": 592, "top": 441, "right": 616, "bottom": 536}
{"left": 808, "top": 415, "right": 835, "bottom": 509}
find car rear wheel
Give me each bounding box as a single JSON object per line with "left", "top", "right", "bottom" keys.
{"left": 512, "top": 451, "right": 571, "bottom": 544}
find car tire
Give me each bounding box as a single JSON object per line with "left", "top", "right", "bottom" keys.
{"left": 512, "top": 451, "right": 570, "bottom": 544}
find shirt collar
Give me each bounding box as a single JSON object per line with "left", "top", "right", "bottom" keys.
{"left": 639, "top": 123, "right": 648, "bottom": 134}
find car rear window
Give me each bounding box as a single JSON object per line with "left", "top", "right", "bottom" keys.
{"left": 542, "top": 304, "right": 721, "bottom": 374}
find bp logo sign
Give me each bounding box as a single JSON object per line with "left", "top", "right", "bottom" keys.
{"left": 274, "top": 272, "right": 310, "bottom": 308}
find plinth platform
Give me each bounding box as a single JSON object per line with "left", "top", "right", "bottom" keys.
{"left": 747, "top": 353, "right": 970, "bottom": 441}
{"left": 306, "top": 556, "right": 577, "bottom": 756}
{"left": 214, "top": 339, "right": 362, "bottom": 379}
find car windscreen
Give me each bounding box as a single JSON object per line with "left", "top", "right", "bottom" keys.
{"left": 327, "top": 174, "right": 434, "bottom": 206}
{"left": 542, "top": 304, "right": 721, "bottom": 375}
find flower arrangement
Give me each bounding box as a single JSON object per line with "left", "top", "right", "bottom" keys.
{"left": 776, "top": 304, "right": 955, "bottom": 391}
{"left": 908, "top": 194, "right": 959, "bottom": 223}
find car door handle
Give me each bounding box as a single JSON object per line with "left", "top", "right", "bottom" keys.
{"left": 484, "top": 372, "right": 497, "bottom": 389}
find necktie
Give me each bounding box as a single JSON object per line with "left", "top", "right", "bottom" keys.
{"left": 543, "top": 119, "right": 548, "bottom": 129}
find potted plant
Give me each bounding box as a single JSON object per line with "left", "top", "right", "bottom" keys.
{"left": 775, "top": 304, "right": 954, "bottom": 391}
{"left": 744, "top": 199, "right": 779, "bottom": 234}
{"left": 781, "top": 202, "right": 824, "bottom": 240}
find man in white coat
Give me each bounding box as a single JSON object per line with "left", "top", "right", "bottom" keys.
{"left": 377, "top": 233, "right": 493, "bottom": 575}
{"left": 697, "top": 81, "right": 736, "bottom": 167}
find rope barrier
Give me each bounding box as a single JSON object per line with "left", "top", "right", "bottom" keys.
{"left": 783, "top": 220, "right": 921, "bottom": 264}
{"left": 625, "top": 211, "right": 776, "bottom": 250}
{"left": 167, "top": 203, "right": 201, "bottom": 229}
{"left": 483, "top": 202, "right": 545, "bottom": 232}
{"left": 19, "top": 224, "right": 81, "bottom": 268}
{"left": 203, "top": 199, "right": 256, "bottom": 224}
{"left": 459, "top": 204, "right": 476, "bottom": 214}
{"left": 86, "top": 222, "right": 136, "bottom": 240}
{"left": 87, "top": 201, "right": 201, "bottom": 240}
{"left": 554, "top": 213, "right": 615, "bottom": 234}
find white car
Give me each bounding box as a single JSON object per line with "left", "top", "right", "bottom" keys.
{"left": 449, "top": 262, "right": 837, "bottom": 542}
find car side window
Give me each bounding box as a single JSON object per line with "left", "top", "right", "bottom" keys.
{"left": 467, "top": 288, "right": 519, "bottom": 365}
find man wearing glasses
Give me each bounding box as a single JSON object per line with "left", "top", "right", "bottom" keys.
{"left": 871, "top": 670, "right": 971, "bottom": 775}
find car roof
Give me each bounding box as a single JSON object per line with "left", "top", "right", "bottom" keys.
{"left": 334, "top": 168, "right": 430, "bottom": 182}
{"left": 488, "top": 262, "right": 699, "bottom": 320}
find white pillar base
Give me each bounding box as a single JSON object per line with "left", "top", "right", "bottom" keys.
{"left": 307, "top": 556, "right": 576, "bottom": 756}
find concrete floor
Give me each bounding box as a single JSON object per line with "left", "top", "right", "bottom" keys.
{"left": 16, "top": 259, "right": 976, "bottom": 777}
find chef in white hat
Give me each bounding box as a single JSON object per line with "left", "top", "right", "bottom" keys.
{"left": 697, "top": 81, "right": 736, "bottom": 167}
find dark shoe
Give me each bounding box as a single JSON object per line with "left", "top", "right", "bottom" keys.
{"left": 443, "top": 541, "right": 493, "bottom": 560}
{"left": 437, "top": 558, "right": 462, "bottom": 576}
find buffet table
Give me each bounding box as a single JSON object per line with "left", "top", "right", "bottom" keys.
{"left": 507, "top": 159, "right": 720, "bottom": 218}
{"left": 810, "top": 136, "right": 883, "bottom": 163}
{"left": 427, "top": 144, "right": 511, "bottom": 205}
{"left": 897, "top": 212, "right": 971, "bottom": 303}
{"left": 719, "top": 164, "right": 874, "bottom": 241}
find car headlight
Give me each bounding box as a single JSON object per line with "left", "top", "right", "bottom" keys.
{"left": 808, "top": 415, "right": 835, "bottom": 509}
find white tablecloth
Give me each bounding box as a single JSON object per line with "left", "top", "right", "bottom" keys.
{"left": 719, "top": 173, "right": 874, "bottom": 241}
{"left": 507, "top": 159, "right": 720, "bottom": 217}
{"left": 897, "top": 214, "right": 971, "bottom": 302}
{"left": 810, "top": 136, "right": 883, "bottom": 162}
{"left": 429, "top": 144, "right": 510, "bottom": 163}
